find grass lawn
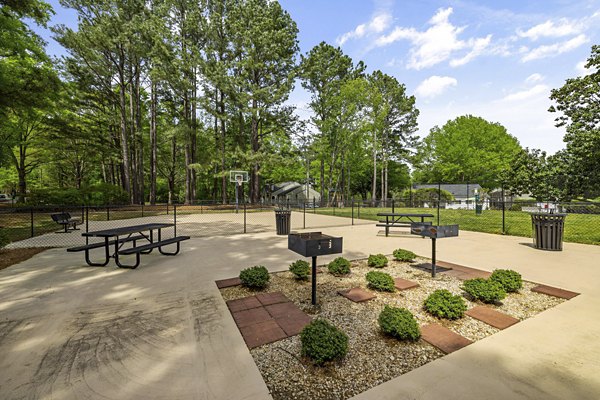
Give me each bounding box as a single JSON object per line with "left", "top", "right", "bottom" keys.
{"left": 315, "top": 206, "right": 600, "bottom": 246}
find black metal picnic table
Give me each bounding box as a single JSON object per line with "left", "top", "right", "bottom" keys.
{"left": 67, "top": 223, "right": 190, "bottom": 269}
{"left": 376, "top": 212, "right": 434, "bottom": 237}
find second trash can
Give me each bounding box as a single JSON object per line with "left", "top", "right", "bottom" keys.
{"left": 275, "top": 209, "right": 292, "bottom": 235}
{"left": 531, "top": 212, "right": 566, "bottom": 251}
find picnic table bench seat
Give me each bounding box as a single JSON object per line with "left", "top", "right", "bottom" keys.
{"left": 118, "top": 235, "right": 191, "bottom": 255}
{"left": 51, "top": 212, "right": 82, "bottom": 233}
{"left": 66, "top": 235, "right": 146, "bottom": 252}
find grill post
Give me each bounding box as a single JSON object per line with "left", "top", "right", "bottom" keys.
{"left": 431, "top": 238, "right": 437, "bottom": 278}
{"left": 311, "top": 256, "right": 317, "bottom": 305}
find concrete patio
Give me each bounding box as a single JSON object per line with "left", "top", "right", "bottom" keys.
{"left": 1, "top": 218, "right": 599, "bottom": 399}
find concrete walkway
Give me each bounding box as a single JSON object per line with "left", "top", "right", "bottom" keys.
{"left": 1, "top": 222, "right": 599, "bottom": 399}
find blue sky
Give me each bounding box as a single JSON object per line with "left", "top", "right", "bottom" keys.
{"left": 34, "top": 0, "right": 600, "bottom": 154}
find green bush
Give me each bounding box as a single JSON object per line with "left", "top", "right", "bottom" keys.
{"left": 327, "top": 257, "right": 351, "bottom": 276}
{"left": 239, "top": 265, "right": 270, "bottom": 289}
{"left": 424, "top": 289, "right": 467, "bottom": 319}
{"left": 509, "top": 204, "right": 522, "bottom": 212}
{"left": 378, "top": 306, "right": 420, "bottom": 341}
{"left": 300, "top": 319, "right": 348, "bottom": 365}
{"left": 289, "top": 260, "right": 310, "bottom": 280}
{"left": 368, "top": 253, "right": 388, "bottom": 268}
{"left": 462, "top": 278, "right": 506, "bottom": 303}
{"left": 490, "top": 269, "right": 523, "bottom": 293}
{"left": 366, "top": 271, "right": 395, "bottom": 292}
{"left": 0, "top": 228, "right": 9, "bottom": 249}
{"left": 393, "top": 248, "right": 416, "bottom": 262}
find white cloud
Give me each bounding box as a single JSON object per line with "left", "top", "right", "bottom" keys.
{"left": 450, "top": 35, "right": 492, "bottom": 67}
{"left": 415, "top": 76, "right": 458, "bottom": 98}
{"left": 521, "top": 34, "right": 588, "bottom": 62}
{"left": 336, "top": 12, "right": 392, "bottom": 46}
{"left": 525, "top": 73, "right": 544, "bottom": 84}
{"left": 502, "top": 84, "right": 549, "bottom": 102}
{"left": 517, "top": 19, "right": 581, "bottom": 41}
{"left": 374, "top": 7, "right": 491, "bottom": 70}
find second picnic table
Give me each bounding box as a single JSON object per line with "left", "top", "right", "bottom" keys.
{"left": 376, "top": 212, "right": 434, "bottom": 237}
{"left": 67, "top": 223, "right": 190, "bottom": 269}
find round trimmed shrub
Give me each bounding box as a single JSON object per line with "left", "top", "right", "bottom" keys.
{"left": 490, "top": 269, "right": 523, "bottom": 293}
{"left": 239, "top": 265, "right": 270, "bottom": 289}
{"left": 300, "top": 319, "right": 348, "bottom": 365}
{"left": 424, "top": 289, "right": 467, "bottom": 319}
{"left": 366, "top": 271, "right": 395, "bottom": 292}
{"left": 289, "top": 260, "right": 310, "bottom": 280}
{"left": 368, "top": 254, "right": 388, "bottom": 268}
{"left": 462, "top": 278, "right": 506, "bottom": 303}
{"left": 378, "top": 306, "right": 420, "bottom": 341}
{"left": 393, "top": 248, "right": 416, "bottom": 262}
{"left": 327, "top": 257, "right": 351, "bottom": 276}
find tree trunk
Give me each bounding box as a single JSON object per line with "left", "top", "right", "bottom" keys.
{"left": 250, "top": 99, "right": 260, "bottom": 203}
{"left": 220, "top": 90, "right": 227, "bottom": 204}
{"left": 372, "top": 131, "right": 377, "bottom": 206}
{"left": 149, "top": 78, "right": 157, "bottom": 205}
{"left": 117, "top": 55, "right": 132, "bottom": 203}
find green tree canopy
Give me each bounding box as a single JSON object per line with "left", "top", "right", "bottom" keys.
{"left": 412, "top": 115, "right": 522, "bottom": 189}
{"left": 549, "top": 45, "right": 600, "bottom": 198}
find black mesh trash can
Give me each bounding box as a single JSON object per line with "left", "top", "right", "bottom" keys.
{"left": 531, "top": 213, "right": 566, "bottom": 251}
{"left": 275, "top": 209, "right": 291, "bottom": 235}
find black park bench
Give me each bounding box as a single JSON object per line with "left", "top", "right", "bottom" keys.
{"left": 51, "top": 212, "right": 83, "bottom": 233}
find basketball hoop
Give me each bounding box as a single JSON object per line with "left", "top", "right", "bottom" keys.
{"left": 229, "top": 170, "right": 249, "bottom": 213}
{"left": 229, "top": 170, "right": 249, "bottom": 185}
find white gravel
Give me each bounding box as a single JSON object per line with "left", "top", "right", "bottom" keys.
{"left": 220, "top": 256, "right": 566, "bottom": 400}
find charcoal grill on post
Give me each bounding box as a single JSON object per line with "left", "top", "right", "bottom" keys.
{"left": 288, "top": 232, "right": 343, "bottom": 305}
{"left": 410, "top": 223, "right": 459, "bottom": 277}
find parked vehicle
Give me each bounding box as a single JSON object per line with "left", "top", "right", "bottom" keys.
{"left": 0, "top": 194, "right": 12, "bottom": 203}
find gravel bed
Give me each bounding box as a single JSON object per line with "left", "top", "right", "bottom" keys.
{"left": 220, "top": 256, "right": 566, "bottom": 400}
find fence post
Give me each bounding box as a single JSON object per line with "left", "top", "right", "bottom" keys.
{"left": 313, "top": 197, "right": 316, "bottom": 214}
{"left": 392, "top": 198, "right": 395, "bottom": 213}
{"left": 106, "top": 205, "right": 110, "bottom": 221}
{"left": 437, "top": 183, "right": 441, "bottom": 225}
{"left": 303, "top": 201, "right": 306, "bottom": 229}
{"left": 352, "top": 198, "right": 354, "bottom": 225}
{"left": 358, "top": 199, "right": 361, "bottom": 219}
{"left": 30, "top": 207, "right": 34, "bottom": 238}
{"left": 243, "top": 202, "right": 247, "bottom": 234}
{"left": 174, "top": 204, "right": 177, "bottom": 236}
{"left": 502, "top": 186, "right": 506, "bottom": 234}
{"left": 167, "top": 203, "right": 169, "bottom": 215}
{"left": 85, "top": 206, "right": 89, "bottom": 233}
{"left": 141, "top": 202, "right": 144, "bottom": 217}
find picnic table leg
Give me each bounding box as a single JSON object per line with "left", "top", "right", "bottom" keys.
{"left": 140, "top": 230, "right": 154, "bottom": 254}
{"left": 84, "top": 237, "right": 110, "bottom": 267}
{"left": 158, "top": 228, "right": 182, "bottom": 256}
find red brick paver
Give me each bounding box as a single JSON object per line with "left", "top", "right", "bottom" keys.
{"left": 466, "top": 306, "right": 519, "bottom": 329}
{"left": 256, "top": 292, "right": 289, "bottom": 306}
{"left": 438, "top": 261, "right": 491, "bottom": 280}
{"left": 226, "top": 296, "right": 262, "bottom": 312}
{"left": 531, "top": 285, "right": 579, "bottom": 299}
{"left": 231, "top": 307, "right": 272, "bottom": 328}
{"left": 277, "top": 313, "right": 312, "bottom": 336}
{"left": 338, "top": 287, "right": 376, "bottom": 302}
{"left": 227, "top": 293, "right": 313, "bottom": 348}
{"left": 239, "top": 320, "right": 287, "bottom": 348}
{"left": 421, "top": 323, "right": 472, "bottom": 354}
{"left": 394, "top": 278, "right": 419, "bottom": 291}
{"left": 215, "top": 277, "right": 242, "bottom": 289}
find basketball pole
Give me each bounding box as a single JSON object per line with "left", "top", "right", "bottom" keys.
{"left": 235, "top": 180, "right": 240, "bottom": 214}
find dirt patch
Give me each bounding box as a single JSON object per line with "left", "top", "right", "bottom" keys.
{"left": 0, "top": 247, "right": 49, "bottom": 271}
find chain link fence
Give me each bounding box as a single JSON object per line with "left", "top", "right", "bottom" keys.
{"left": 1, "top": 191, "right": 599, "bottom": 248}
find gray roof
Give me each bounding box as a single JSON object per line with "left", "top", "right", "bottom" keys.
{"left": 414, "top": 184, "right": 482, "bottom": 198}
